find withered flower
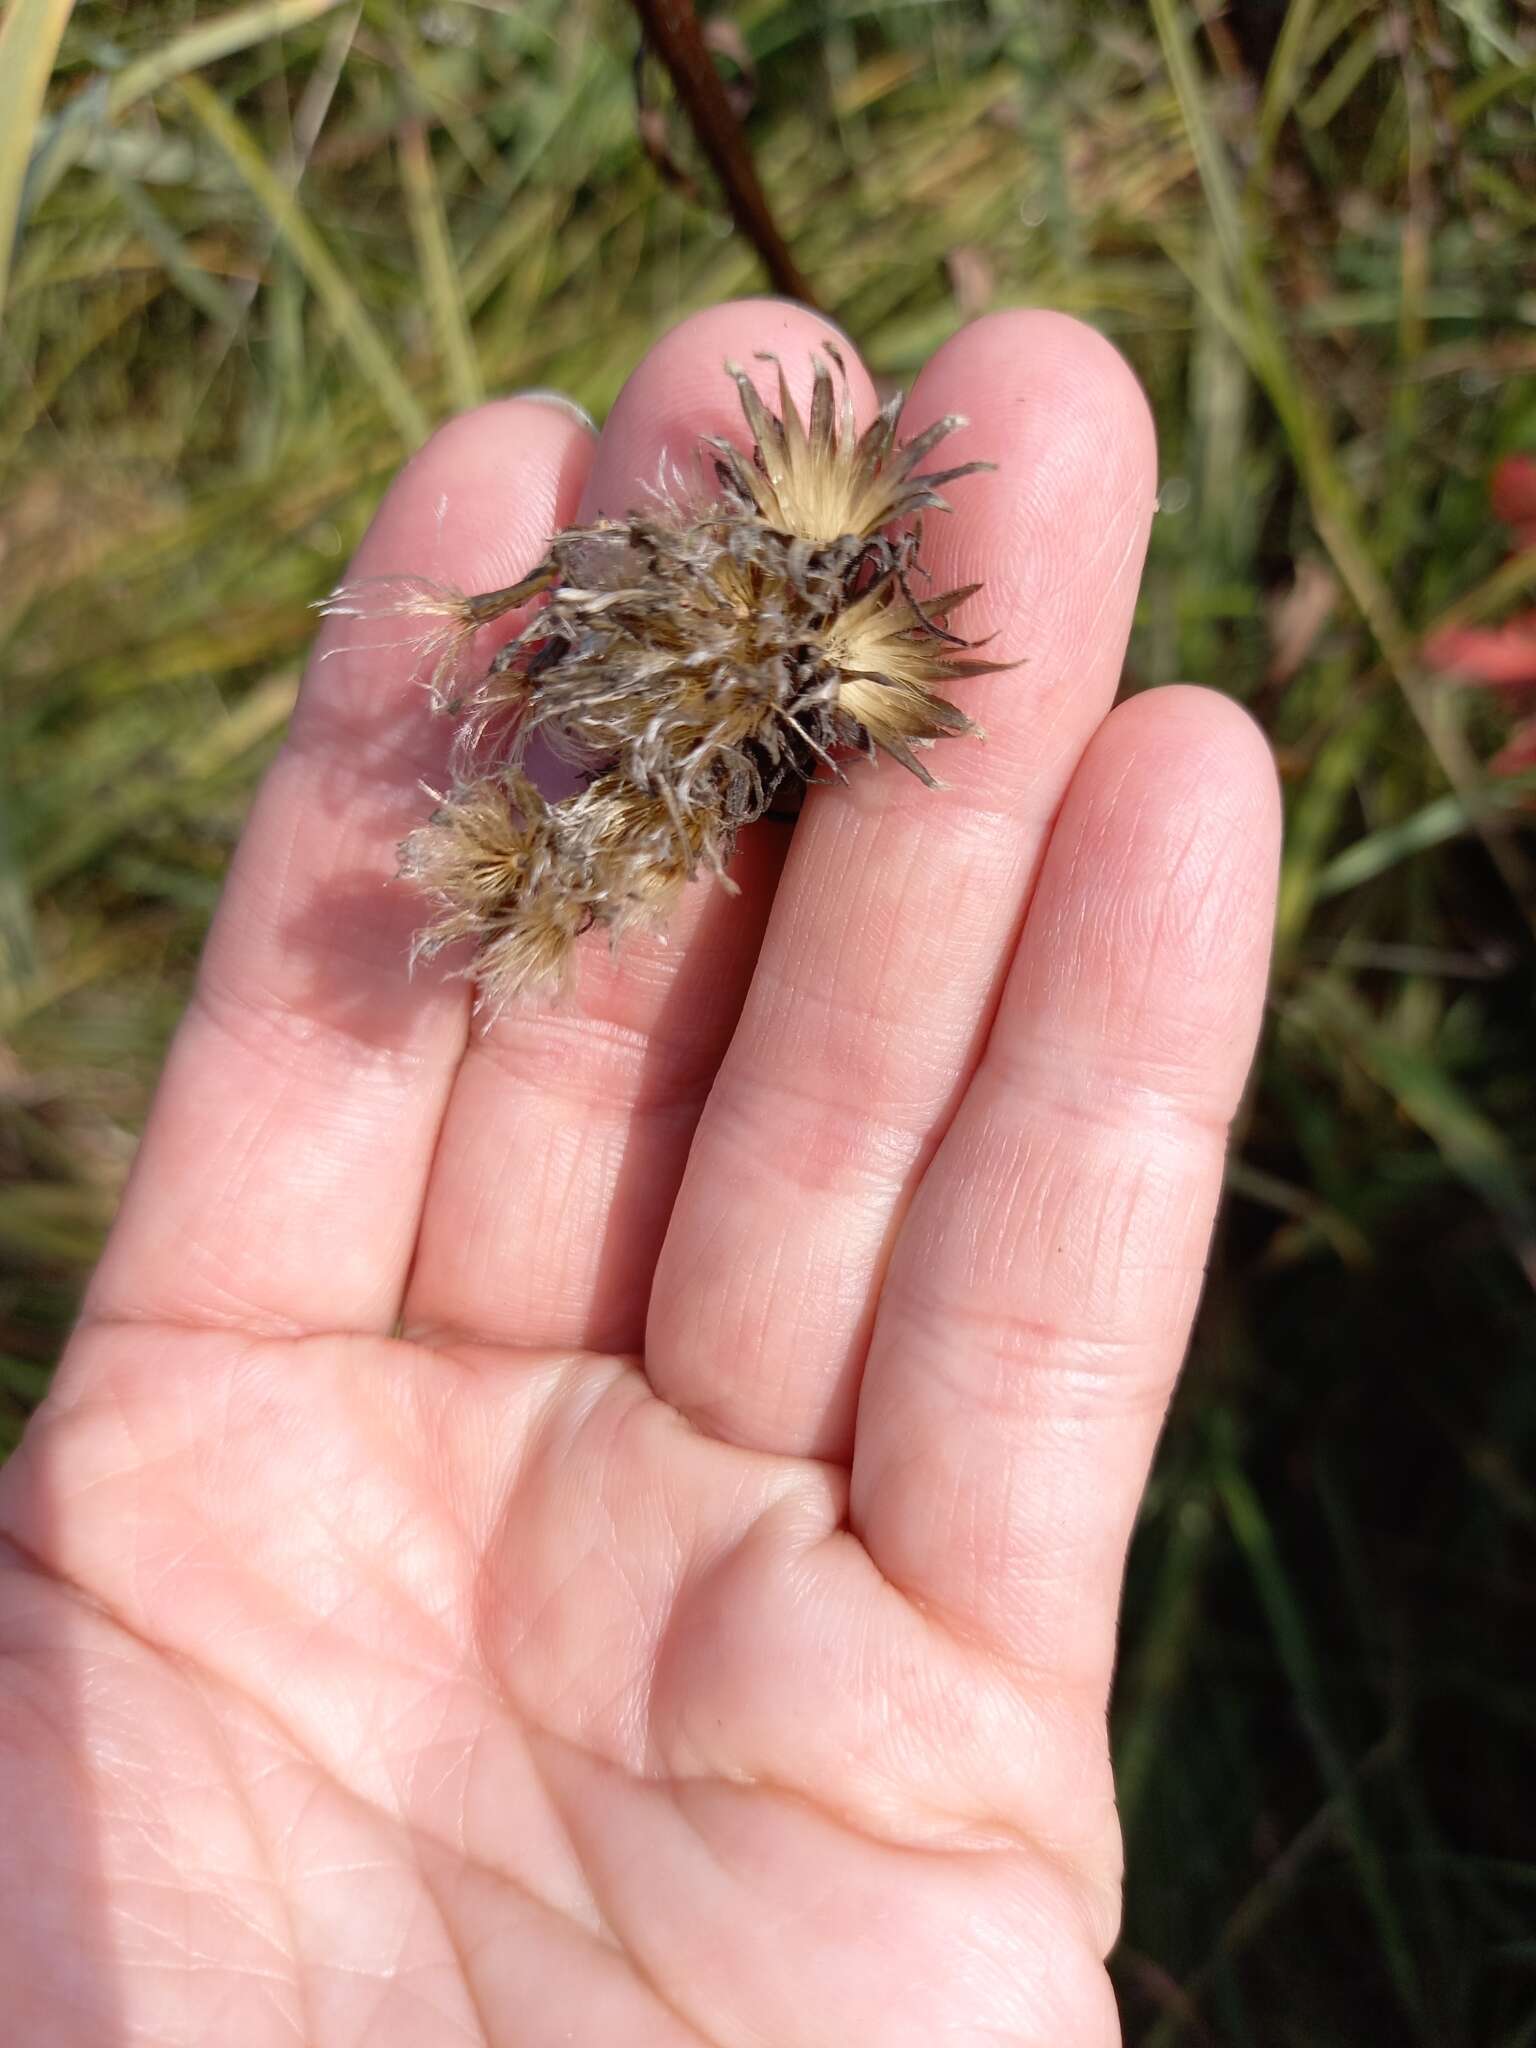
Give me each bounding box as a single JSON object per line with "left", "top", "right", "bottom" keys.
{"left": 710, "top": 349, "right": 988, "bottom": 543}
{"left": 323, "top": 350, "right": 1003, "bottom": 1007}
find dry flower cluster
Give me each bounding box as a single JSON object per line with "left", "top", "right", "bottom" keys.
{"left": 324, "top": 349, "right": 1000, "bottom": 1005}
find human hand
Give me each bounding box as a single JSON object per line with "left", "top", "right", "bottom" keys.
{"left": 0, "top": 304, "right": 1279, "bottom": 2047}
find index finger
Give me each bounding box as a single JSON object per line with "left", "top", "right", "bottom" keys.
{"left": 82, "top": 397, "right": 594, "bottom": 1339}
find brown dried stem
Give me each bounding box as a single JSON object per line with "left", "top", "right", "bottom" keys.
{"left": 628, "top": 0, "right": 818, "bottom": 307}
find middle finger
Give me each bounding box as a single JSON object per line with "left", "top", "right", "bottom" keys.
{"left": 645, "top": 310, "right": 1158, "bottom": 1459}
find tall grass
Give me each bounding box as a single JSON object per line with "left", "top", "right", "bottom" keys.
{"left": 2, "top": 2, "right": 1534, "bottom": 2039}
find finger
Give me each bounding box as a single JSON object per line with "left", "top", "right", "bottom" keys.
{"left": 850, "top": 686, "right": 1280, "bottom": 1693}
{"left": 646, "top": 312, "right": 1158, "bottom": 1458}
{"left": 403, "top": 301, "right": 883, "bottom": 1356}
{"left": 82, "top": 398, "right": 595, "bottom": 1338}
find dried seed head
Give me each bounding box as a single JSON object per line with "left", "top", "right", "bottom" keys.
{"left": 357, "top": 353, "right": 1006, "bottom": 1009}
{"left": 399, "top": 771, "right": 557, "bottom": 958}
{"left": 402, "top": 767, "right": 729, "bottom": 1001}
{"left": 708, "top": 347, "right": 990, "bottom": 544}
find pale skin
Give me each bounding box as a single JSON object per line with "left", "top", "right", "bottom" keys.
{"left": 0, "top": 305, "right": 1280, "bottom": 2046}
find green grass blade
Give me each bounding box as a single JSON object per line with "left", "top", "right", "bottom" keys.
{"left": 1253, "top": 0, "right": 1323, "bottom": 173}
{"left": 1151, "top": 66, "right": 1536, "bottom": 943}
{"left": 176, "top": 74, "right": 426, "bottom": 447}
{"left": 1299, "top": 19, "right": 1384, "bottom": 131}
{"left": 1315, "top": 780, "right": 1535, "bottom": 899}
{"left": 1451, "top": 58, "right": 1536, "bottom": 128}
{"left": 1114, "top": 1489, "right": 1216, "bottom": 1842}
{"left": 1145, "top": 0, "right": 1245, "bottom": 278}
{"left": 0, "top": 1353, "right": 52, "bottom": 1404}
{"left": 106, "top": 170, "right": 245, "bottom": 328}
{"left": 1217, "top": 1462, "right": 1429, "bottom": 2031}
{"left": 398, "top": 119, "right": 483, "bottom": 416}
{"left": 1142, "top": 1734, "right": 1405, "bottom": 2048}
{"left": 1296, "top": 976, "right": 1536, "bottom": 1288}
{"left": 0, "top": 779, "right": 38, "bottom": 1009}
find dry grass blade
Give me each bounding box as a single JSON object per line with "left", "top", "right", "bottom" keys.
{"left": 0, "top": 0, "right": 75, "bottom": 318}
{"left": 101, "top": 0, "right": 352, "bottom": 117}
{"left": 23, "top": 0, "right": 353, "bottom": 213}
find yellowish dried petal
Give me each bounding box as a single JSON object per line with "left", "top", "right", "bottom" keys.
{"left": 707, "top": 348, "right": 990, "bottom": 544}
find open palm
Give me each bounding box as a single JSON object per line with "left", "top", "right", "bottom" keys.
{"left": 0, "top": 305, "right": 1278, "bottom": 2046}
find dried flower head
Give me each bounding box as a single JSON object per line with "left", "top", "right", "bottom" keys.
{"left": 323, "top": 350, "right": 1003, "bottom": 1008}
{"left": 708, "top": 346, "right": 989, "bottom": 544}
{"left": 400, "top": 768, "right": 718, "bottom": 1003}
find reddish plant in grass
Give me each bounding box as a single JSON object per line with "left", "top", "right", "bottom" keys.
{"left": 1423, "top": 454, "right": 1536, "bottom": 778}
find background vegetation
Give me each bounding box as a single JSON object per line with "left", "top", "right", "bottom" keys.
{"left": 3, "top": 0, "right": 1535, "bottom": 2040}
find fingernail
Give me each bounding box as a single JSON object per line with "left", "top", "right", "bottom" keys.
{"left": 511, "top": 388, "right": 598, "bottom": 433}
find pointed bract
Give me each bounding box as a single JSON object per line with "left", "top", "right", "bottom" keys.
{"left": 708, "top": 348, "right": 993, "bottom": 544}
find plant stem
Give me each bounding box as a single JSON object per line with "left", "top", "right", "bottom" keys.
{"left": 628, "top": 0, "right": 817, "bottom": 307}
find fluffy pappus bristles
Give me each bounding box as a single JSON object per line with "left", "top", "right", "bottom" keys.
{"left": 366, "top": 353, "right": 1006, "bottom": 1009}
{"left": 402, "top": 768, "right": 728, "bottom": 1003}
{"left": 316, "top": 568, "right": 553, "bottom": 708}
